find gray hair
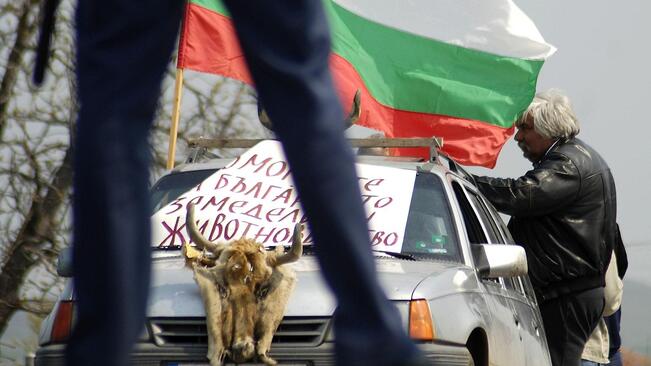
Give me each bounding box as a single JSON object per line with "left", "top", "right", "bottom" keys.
{"left": 517, "top": 89, "right": 580, "bottom": 139}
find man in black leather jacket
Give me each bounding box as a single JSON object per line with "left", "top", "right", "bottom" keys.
{"left": 473, "top": 90, "right": 617, "bottom": 366}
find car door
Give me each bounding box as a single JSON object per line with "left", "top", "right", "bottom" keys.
{"left": 479, "top": 196, "right": 552, "bottom": 366}
{"left": 450, "top": 179, "right": 527, "bottom": 366}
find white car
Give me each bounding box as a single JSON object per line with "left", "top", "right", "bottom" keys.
{"left": 34, "top": 138, "right": 552, "bottom": 366}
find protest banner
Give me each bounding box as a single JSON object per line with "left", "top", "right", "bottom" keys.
{"left": 151, "top": 140, "right": 416, "bottom": 253}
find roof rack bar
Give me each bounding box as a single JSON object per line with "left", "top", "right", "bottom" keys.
{"left": 189, "top": 138, "right": 265, "bottom": 149}
{"left": 188, "top": 136, "right": 444, "bottom": 162}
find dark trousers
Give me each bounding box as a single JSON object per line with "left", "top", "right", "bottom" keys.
{"left": 67, "top": 1, "right": 419, "bottom": 366}
{"left": 540, "top": 287, "right": 605, "bottom": 366}
{"left": 604, "top": 307, "right": 623, "bottom": 362}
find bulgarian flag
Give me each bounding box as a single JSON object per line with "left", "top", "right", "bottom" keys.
{"left": 176, "top": 0, "right": 555, "bottom": 167}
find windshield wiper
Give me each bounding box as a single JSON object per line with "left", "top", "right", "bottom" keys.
{"left": 372, "top": 250, "right": 417, "bottom": 261}
{"left": 265, "top": 245, "right": 317, "bottom": 255}
{"left": 154, "top": 245, "right": 182, "bottom": 250}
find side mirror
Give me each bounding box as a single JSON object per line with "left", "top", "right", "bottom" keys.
{"left": 57, "top": 247, "right": 73, "bottom": 278}
{"left": 471, "top": 244, "right": 527, "bottom": 279}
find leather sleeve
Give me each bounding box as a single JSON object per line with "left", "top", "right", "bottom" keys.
{"left": 614, "top": 224, "right": 628, "bottom": 279}
{"left": 473, "top": 152, "right": 581, "bottom": 217}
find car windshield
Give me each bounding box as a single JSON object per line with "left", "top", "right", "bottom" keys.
{"left": 150, "top": 169, "right": 460, "bottom": 263}
{"left": 150, "top": 170, "right": 217, "bottom": 213}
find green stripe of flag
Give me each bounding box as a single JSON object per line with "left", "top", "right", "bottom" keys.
{"left": 190, "top": 0, "right": 228, "bottom": 16}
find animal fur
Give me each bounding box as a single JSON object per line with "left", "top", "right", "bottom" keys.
{"left": 184, "top": 203, "right": 302, "bottom": 366}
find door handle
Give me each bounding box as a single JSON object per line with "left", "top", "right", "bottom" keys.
{"left": 513, "top": 314, "right": 520, "bottom": 326}
{"left": 532, "top": 320, "right": 541, "bottom": 336}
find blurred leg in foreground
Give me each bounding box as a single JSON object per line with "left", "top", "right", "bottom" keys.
{"left": 66, "top": 0, "right": 184, "bottom": 365}
{"left": 222, "top": 1, "right": 422, "bottom": 365}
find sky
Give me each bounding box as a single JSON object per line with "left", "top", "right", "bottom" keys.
{"left": 470, "top": 0, "right": 651, "bottom": 246}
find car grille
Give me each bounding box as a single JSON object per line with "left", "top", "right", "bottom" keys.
{"left": 149, "top": 317, "right": 330, "bottom": 347}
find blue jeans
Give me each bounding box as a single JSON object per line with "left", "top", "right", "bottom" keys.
{"left": 608, "top": 350, "right": 622, "bottom": 366}
{"left": 582, "top": 360, "right": 606, "bottom": 366}
{"left": 67, "top": 1, "right": 420, "bottom": 365}
{"left": 581, "top": 350, "right": 622, "bottom": 366}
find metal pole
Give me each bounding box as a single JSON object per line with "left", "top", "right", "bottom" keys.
{"left": 166, "top": 68, "right": 184, "bottom": 170}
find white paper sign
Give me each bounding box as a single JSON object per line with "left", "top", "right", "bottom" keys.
{"left": 151, "top": 140, "right": 416, "bottom": 253}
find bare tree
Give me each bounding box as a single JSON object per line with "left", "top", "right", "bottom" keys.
{"left": 151, "top": 68, "right": 260, "bottom": 173}
{"left": 0, "top": 0, "right": 73, "bottom": 339}
{"left": 0, "top": 0, "right": 259, "bottom": 359}
{"left": 0, "top": 0, "right": 40, "bottom": 138}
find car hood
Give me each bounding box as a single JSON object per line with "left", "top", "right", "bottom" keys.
{"left": 147, "top": 253, "right": 462, "bottom": 317}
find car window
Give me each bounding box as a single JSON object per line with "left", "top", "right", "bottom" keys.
{"left": 451, "top": 181, "right": 487, "bottom": 245}
{"left": 466, "top": 190, "right": 501, "bottom": 244}
{"left": 451, "top": 180, "right": 508, "bottom": 284}
{"left": 481, "top": 195, "right": 515, "bottom": 244}
{"left": 401, "top": 172, "right": 461, "bottom": 262}
{"left": 150, "top": 169, "right": 217, "bottom": 213}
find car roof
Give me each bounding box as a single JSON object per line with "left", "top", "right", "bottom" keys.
{"left": 165, "top": 137, "right": 475, "bottom": 185}
{"left": 168, "top": 152, "right": 470, "bottom": 184}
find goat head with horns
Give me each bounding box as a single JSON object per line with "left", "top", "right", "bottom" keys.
{"left": 183, "top": 203, "right": 304, "bottom": 366}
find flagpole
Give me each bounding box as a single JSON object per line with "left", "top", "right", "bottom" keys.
{"left": 167, "top": 67, "right": 184, "bottom": 170}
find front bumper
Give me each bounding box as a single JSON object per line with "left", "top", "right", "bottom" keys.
{"left": 34, "top": 341, "right": 471, "bottom": 366}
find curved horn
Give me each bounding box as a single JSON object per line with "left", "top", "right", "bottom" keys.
{"left": 259, "top": 90, "right": 360, "bottom": 132}
{"left": 344, "top": 89, "right": 362, "bottom": 129}
{"left": 186, "top": 203, "right": 225, "bottom": 254}
{"left": 273, "top": 223, "right": 304, "bottom": 266}
{"left": 257, "top": 101, "right": 274, "bottom": 131}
